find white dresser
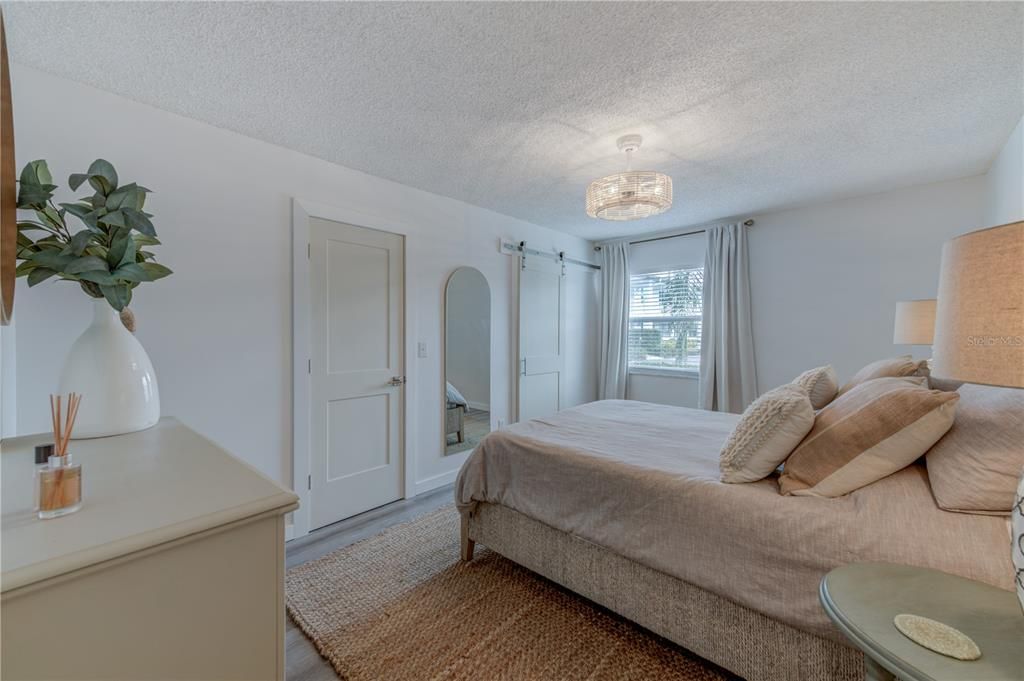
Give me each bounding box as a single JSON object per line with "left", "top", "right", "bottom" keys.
{"left": 1, "top": 418, "right": 299, "bottom": 681}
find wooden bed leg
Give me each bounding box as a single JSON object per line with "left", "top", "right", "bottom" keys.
{"left": 460, "top": 513, "right": 475, "bottom": 561}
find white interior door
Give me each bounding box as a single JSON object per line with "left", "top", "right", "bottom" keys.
{"left": 518, "top": 255, "right": 565, "bottom": 422}
{"left": 309, "top": 218, "right": 404, "bottom": 530}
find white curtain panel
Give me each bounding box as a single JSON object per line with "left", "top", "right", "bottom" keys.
{"left": 598, "top": 241, "right": 630, "bottom": 400}
{"left": 699, "top": 223, "right": 758, "bottom": 413}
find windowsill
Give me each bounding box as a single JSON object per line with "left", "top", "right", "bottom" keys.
{"left": 628, "top": 367, "right": 699, "bottom": 379}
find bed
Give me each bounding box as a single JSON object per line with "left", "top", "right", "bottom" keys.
{"left": 455, "top": 400, "right": 1015, "bottom": 681}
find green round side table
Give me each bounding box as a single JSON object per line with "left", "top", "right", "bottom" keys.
{"left": 820, "top": 562, "right": 1023, "bottom": 681}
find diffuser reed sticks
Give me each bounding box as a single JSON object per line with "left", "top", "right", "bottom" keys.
{"left": 38, "top": 393, "right": 84, "bottom": 518}
{"left": 50, "top": 392, "right": 82, "bottom": 456}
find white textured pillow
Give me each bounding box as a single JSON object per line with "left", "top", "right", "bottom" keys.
{"left": 792, "top": 365, "right": 839, "bottom": 409}
{"left": 720, "top": 384, "right": 816, "bottom": 484}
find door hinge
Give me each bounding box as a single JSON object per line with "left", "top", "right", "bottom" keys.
{"left": 307, "top": 243, "right": 310, "bottom": 259}
{"left": 308, "top": 358, "right": 311, "bottom": 373}
{"left": 307, "top": 474, "right": 311, "bottom": 491}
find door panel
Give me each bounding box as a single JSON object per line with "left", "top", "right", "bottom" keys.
{"left": 518, "top": 255, "right": 565, "bottom": 423}
{"left": 310, "top": 218, "right": 403, "bottom": 530}
{"left": 327, "top": 239, "right": 390, "bottom": 373}
{"left": 326, "top": 394, "right": 390, "bottom": 480}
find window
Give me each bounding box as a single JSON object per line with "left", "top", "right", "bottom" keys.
{"left": 628, "top": 267, "right": 703, "bottom": 372}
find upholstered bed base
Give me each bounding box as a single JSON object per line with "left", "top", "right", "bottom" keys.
{"left": 464, "top": 503, "right": 864, "bottom": 681}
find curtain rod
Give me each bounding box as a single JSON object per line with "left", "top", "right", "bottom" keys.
{"left": 594, "top": 219, "right": 754, "bottom": 251}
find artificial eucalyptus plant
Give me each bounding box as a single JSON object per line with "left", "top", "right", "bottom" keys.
{"left": 14, "top": 158, "right": 171, "bottom": 314}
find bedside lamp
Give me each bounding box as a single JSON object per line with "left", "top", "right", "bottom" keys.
{"left": 930, "top": 220, "right": 1023, "bottom": 614}
{"left": 893, "top": 299, "right": 936, "bottom": 362}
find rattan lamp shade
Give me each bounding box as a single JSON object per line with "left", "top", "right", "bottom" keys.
{"left": 893, "top": 299, "right": 937, "bottom": 345}
{"left": 585, "top": 171, "right": 673, "bottom": 221}
{"left": 932, "top": 221, "right": 1024, "bottom": 388}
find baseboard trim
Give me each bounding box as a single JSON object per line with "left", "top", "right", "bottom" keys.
{"left": 414, "top": 469, "right": 459, "bottom": 496}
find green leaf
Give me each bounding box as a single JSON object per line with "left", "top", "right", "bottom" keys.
{"left": 16, "top": 182, "right": 56, "bottom": 209}
{"left": 131, "top": 233, "right": 161, "bottom": 247}
{"left": 86, "top": 159, "right": 118, "bottom": 195}
{"left": 68, "top": 173, "right": 90, "bottom": 191}
{"left": 64, "top": 255, "right": 109, "bottom": 275}
{"left": 105, "top": 183, "right": 149, "bottom": 211}
{"left": 79, "top": 280, "right": 103, "bottom": 299}
{"left": 17, "top": 232, "right": 34, "bottom": 249}
{"left": 27, "top": 267, "right": 58, "bottom": 286}
{"left": 17, "top": 220, "right": 54, "bottom": 233}
{"left": 76, "top": 270, "right": 116, "bottom": 286}
{"left": 15, "top": 260, "right": 37, "bottom": 275}
{"left": 67, "top": 230, "right": 95, "bottom": 256}
{"left": 122, "top": 208, "right": 155, "bottom": 236}
{"left": 60, "top": 202, "right": 96, "bottom": 223}
{"left": 138, "top": 262, "right": 173, "bottom": 280}
{"left": 28, "top": 249, "right": 74, "bottom": 270}
{"left": 100, "top": 210, "right": 126, "bottom": 228}
{"left": 107, "top": 226, "right": 132, "bottom": 266}
{"left": 19, "top": 160, "right": 52, "bottom": 187}
{"left": 99, "top": 283, "right": 131, "bottom": 311}
{"left": 112, "top": 263, "right": 151, "bottom": 282}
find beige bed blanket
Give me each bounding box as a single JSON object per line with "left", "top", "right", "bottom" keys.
{"left": 455, "top": 400, "right": 1014, "bottom": 640}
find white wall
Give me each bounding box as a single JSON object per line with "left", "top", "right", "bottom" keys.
{"left": 748, "top": 174, "right": 987, "bottom": 393}
{"left": 983, "top": 116, "right": 1023, "bottom": 227}
{"left": 627, "top": 372, "right": 699, "bottom": 408}
{"left": 7, "top": 64, "right": 598, "bottom": 495}
{"left": 445, "top": 268, "right": 490, "bottom": 409}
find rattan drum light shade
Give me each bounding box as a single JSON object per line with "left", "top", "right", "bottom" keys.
{"left": 586, "top": 135, "right": 672, "bottom": 221}
{"left": 586, "top": 170, "right": 672, "bottom": 221}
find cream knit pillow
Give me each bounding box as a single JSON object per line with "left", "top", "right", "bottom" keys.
{"left": 792, "top": 365, "right": 839, "bottom": 409}
{"left": 720, "top": 384, "right": 816, "bottom": 484}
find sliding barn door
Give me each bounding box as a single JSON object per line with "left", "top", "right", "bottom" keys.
{"left": 517, "top": 255, "right": 566, "bottom": 422}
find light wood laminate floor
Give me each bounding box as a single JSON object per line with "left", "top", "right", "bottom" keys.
{"left": 285, "top": 484, "right": 455, "bottom": 681}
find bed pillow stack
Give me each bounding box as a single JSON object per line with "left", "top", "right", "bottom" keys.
{"left": 719, "top": 383, "right": 816, "bottom": 483}
{"left": 778, "top": 376, "right": 959, "bottom": 497}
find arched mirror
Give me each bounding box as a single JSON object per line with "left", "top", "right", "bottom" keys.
{"left": 444, "top": 267, "right": 491, "bottom": 455}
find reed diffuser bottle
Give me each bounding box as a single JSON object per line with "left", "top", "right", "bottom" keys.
{"left": 37, "top": 393, "right": 84, "bottom": 519}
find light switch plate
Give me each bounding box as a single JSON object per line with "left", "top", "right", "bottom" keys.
{"left": 417, "top": 342, "right": 427, "bottom": 358}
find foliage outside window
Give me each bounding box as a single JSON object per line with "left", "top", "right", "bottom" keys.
{"left": 628, "top": 267, "right": 703, "bottom": 372}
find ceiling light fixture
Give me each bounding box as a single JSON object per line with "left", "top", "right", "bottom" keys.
{"left": 586, "top": 134, "right": 672, "bottom": 221}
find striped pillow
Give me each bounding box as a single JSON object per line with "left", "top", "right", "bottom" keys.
{"left": 779, "top": 376, "right": 958, "bottom": 497}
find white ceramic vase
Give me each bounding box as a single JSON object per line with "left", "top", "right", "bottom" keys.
{"left": 58, "top": 298, "right": 160, "bottom": 439}
{"left": 1013, "top": 471, "right": 1024, "bottom": 615}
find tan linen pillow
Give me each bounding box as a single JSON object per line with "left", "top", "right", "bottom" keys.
{"left": 720, "top": 384, "right": 815, "bottom": 484}
{"left": 926, "top": 384, "right": 1024, "bottom": 515}
{"left": 792, "top": 365, "right": 839, "bottom": 409}
{"left": 779, "top": 376, "right": 957, "bottom": 497}
{"left": 838, "top": 355, "right": 929, "bottom": 396}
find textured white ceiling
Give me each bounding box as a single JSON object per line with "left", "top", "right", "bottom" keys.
{"left": 4, "top": 2, "right": 1022, "bottom": 239}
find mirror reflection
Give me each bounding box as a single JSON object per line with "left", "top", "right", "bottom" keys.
{"left": 444, "top": 267, "right": 491, "bottom": 455}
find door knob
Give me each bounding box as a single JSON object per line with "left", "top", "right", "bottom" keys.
{"left": 388, "top": 376, "right": 407, "bottom": 386}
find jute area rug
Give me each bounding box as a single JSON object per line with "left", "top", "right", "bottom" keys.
{"left": 286, "top": 505, "right": 736, "bottom": 681}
